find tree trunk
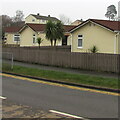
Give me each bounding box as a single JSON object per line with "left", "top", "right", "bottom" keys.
{"left": 54, "top": 39, "right": 56, "bottom": 46}
{"left": 50, "top": 39, "right": 53, "bottom": 46}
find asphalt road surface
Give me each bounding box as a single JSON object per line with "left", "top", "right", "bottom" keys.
{"left": 2, "top": 74, "right": 119, "bottom": 119}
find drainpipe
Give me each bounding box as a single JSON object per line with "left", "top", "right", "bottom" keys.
{"left": 71, "top": 34, "right": 73, "bottom": 52}
{"left": 114, "top": 32, "right": 120, "bottom": 54}
{"left": 114, "top": 34, "right": 117, "bottom": 54}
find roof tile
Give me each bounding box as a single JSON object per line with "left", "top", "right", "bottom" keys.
{"left": 26, "top": 23, "right": 76, "bottom": 32}
{"left": 90, "top": 19, "right": 120, "bottom": 31}
{"left": 4, "top": 26, "right": 22, "bottom": 33}
{"left": 31, "top": 14, "right": 60, "bottom": 21}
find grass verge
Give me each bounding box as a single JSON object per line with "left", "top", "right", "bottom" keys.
{"left": 2, "top": 65, "right": 119, "bottom": 89}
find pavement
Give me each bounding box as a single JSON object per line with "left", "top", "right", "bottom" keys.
{"left": 13, "top": 61, "right": 118, "bottom": 79}
{"left": 2, "top": 100, "right": 61, "bottom": 119}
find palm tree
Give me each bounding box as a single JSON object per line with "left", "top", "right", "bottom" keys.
{"left": 89, "top": 45, "right": 98, "bottom": 53}
{"left": 45, "top": 20, "right": 56, "bottom": 46}
{"left": 37, "top": 37, "right": 43, "bottom": 48}
{"left": 54, "top": 21, "right": 64, "bottom": 46}
{"left": 45, "top": 20, "right": 64, "bottom": 46}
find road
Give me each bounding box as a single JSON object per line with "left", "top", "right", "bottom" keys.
{"left": 2, "top": 74, "right": 119, "bottom": 119}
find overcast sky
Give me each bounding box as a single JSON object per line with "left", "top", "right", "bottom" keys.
{"left": 1, "top": 0, "right": 119, "bottom": 22}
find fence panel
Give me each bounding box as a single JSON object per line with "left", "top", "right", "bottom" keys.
{"left": 2, "top": 47, "right": 119, "bottom": 73}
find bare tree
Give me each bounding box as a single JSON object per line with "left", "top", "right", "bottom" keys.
{"left": 105, "top": 5, "right": 117, "bottom": 20}
{"left": 12, "top": 10, "right": 24, "bottom": 22}
{"left": 1, "top": 15, "right": 13, "bottom": 27}
{"left": 59, "top": 14, "right": 72, "bottom": 25}
{"left": 1, "top": 15, "right": 13, "bottom": 42}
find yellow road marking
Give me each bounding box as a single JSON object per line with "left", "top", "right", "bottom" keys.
{"left": 1, "top": 73, "right": 120, "bottom": 96}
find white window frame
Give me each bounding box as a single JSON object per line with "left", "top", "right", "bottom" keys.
{"left": 77, "top": 35, "right": 83, "bottom": 48}
{"left": 42, "top": 19, "right": 45, "bottom": 23}
{"left": 13, "top": 34, "right": 20, "bottom": 42}
{"left": 33, "top": 34, "right": 36, "bottom": 44}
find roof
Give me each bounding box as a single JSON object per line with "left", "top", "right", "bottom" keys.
{"left": 5, "top": 19, "right": 120, "bottom": 33}
{"left": 22, "top": 23, "right": 76, "bottom": 33}
{"left": 63, "top": 25, "right": 76, "bottom": 32}
{"left": 91, "top": 19, "right": 120, "bottom": 31}
{"left": 4, "top": 26, "right": 23, "bottom": 33}
{"left": 26, "top": 23, "right": 45, "bottom": 32}
{"left": 70, "top": 19, "right": 120, "bottom": 33}
{"left": 30, "top": 14, "right": 60, "bottom": 21}
{"left": 4, "top": 21, "right": 25, "bottom": 33}
{"left": 4, "top": 23, "right": 76, "bottom": 33}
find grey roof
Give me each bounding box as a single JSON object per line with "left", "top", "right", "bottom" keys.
{"left": 31, "top": 14, "right": 60, "bottom": 21}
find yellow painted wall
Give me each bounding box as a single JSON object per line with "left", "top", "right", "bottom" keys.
{"left": 25, "top": 15, "right": 47, "bottom": 24}
{"left": 20, "top": 27, "right": 63, "bottom": 46}
{"left": 38, "top": 33, "right": 61, "bottom": 46}
{"left": 6, "top": 25, "right": 72, "bottom": 47}
{"left": 5, "top": 33, "right": 20, "bottom": 45}
{"left": 67, "top": 35, "right": 72, "bottom": 45}
{"left": 37, "top": 33, "right": 71, "bottom": 46}
{"left": 71, "top": 22, "right": 116, "bottom": 54}
{"left": 20, "top": 27, "right": 38, "bottom": 46}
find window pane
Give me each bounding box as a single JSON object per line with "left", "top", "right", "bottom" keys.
{"left": 78, "top": 39, "right": 82, "bottom": 47}
{"left": 14, "top": 37, "right": 20, "bottom": 41}
{"left": 33, "top": 37, "right": 36, "bottom": 43}
{"left": 14, "top": 35, "right": 20, "bottom": 37}
{"left": 78, "top": 35, "right": 82, "bottom": 37}
{"left": 14, "top": 35, "right": 20, "bottom": 41}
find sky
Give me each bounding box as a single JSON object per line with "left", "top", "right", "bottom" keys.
{"left": 0, "top": 0, "right": 119, "bottom": 22}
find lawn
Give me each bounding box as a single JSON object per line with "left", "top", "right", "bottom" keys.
{"left": 2, "top": 65, "right": 119, "bottom": 89}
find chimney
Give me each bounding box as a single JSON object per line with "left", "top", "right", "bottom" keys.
{"left": 48, "top": 15, "right": 50, "bottom": 17}
{"left": 37, "top": 13, "right": 40, "bottom": 16}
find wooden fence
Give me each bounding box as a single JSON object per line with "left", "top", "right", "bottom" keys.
{"left": 3, "top": 45, "right": 71, "bottom": 52}
{"left": 2, "top": 47, "right": 120, "bottom": 73}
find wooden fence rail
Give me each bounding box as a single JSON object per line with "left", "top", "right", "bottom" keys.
{"left": 2, "top": 47, "right": 119, "bottom": 73}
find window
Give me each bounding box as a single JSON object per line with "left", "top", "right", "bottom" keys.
{"left": 14, "top": 34, "right": 20, "bottom": 42}
{"left": 32, "top": 19, "right": 35, "bottom": 22}
{"left": 78, "top": 35, "right": 82, "bottom": 37}
{"left": 33, "top": 34, "right": 36, "bottom": 43}
{"left": 78, "top": 35, "right": 83, "bottom": 48}
{"left": 42, "top": 20, "right": 45, "bottom": 22}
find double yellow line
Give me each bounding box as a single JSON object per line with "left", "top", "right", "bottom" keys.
{"left": 1, "top": 73, "right": 120, "bottom": 96}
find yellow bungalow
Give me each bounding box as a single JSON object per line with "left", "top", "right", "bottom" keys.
{"left": 70, "top": 19, "right": 120, "bottom": 54}
{"left": 4, "top": 23, "right": 75, "bottom": 47}
{"left": 4, "top": 13, "right": 63, "bottom": 46}
{"left": 4, "top": 26, "right": 22, "bottom": 45}
{"left": 4, "top": 18, "right": 120, "bottom": 54}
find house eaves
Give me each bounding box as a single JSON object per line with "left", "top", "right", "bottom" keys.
{"left": 70, "top": 19, "right": 119, "bottom": 33}
{"left": 19, "top": 24, "right": 38, "bottom": 33}
{"left": 90, "top": 21, "right": 115, "bottom": 33}
{"left": 70, "top": 19, "right": 90, "bottom": 33}
{"left": 114, "top": 30, "right": 120, "bottom": 33}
